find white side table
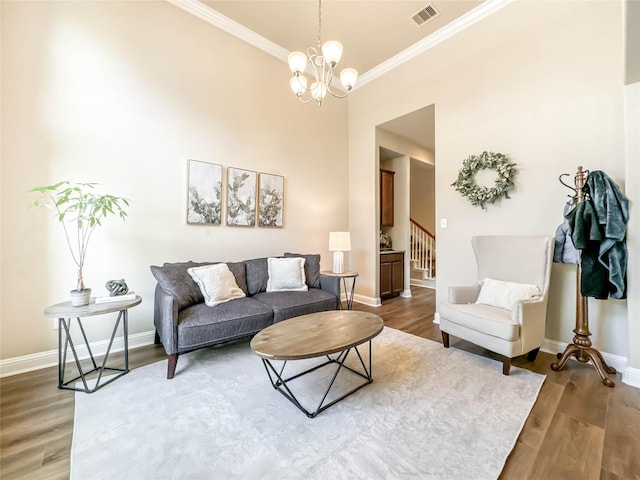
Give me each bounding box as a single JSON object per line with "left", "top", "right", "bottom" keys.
{"left": 320, "top": 271, "right": 359, "bottom": 310}
{"left": 44, "top": 296, "right": 141, "bottom": 393}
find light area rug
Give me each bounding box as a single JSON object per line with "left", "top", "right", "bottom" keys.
{"left": 71, "top": 327, "right": 545, "bottom": 480}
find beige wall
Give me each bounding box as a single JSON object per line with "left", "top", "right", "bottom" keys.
{"left": 410, "top": 160, "right": 435, "bottom": 234}
{"left": 348, "top": 1, "right": 631, "bottom": 357}
{"left": 1, "top": 1, "right": 348, "bottom": 360}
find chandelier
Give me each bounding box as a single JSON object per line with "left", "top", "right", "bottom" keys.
{"left": 287, "top": 0, "right": 358, "bottom": 105}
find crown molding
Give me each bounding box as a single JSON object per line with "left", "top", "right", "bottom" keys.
{"left": 167, "top": 0, "right": 514, "bottom": 90}
{"left": 356, "top": 0, "right": 515, "bottom": 89}
{"left": 166, "top": 0, "right": 289, "bottom": 63}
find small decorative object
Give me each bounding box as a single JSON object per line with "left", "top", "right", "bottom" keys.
{"left": 226, "top": 167, "right": 257, "bottom": 227}
{"left": 106, "top": 279, "right": 129, "bottom": 296}
{"left": 451, "top": 151, "right": 516, "bottom": 209}
{"left": 187, "top": 160, "right": 222, "bottom": 225}
{"left": 258, "top": 173, "right": 284, "bottom": 227}
{"left": 28, "top": 181, "right": 129, "bottom": 307}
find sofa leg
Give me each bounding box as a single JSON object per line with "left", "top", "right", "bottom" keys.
{"left": 502, "top": 357, "right": 511, "bottom": 376}
{"left": 154, "top": 330, "right": 161, "bottom": 345}
{"left": 527, "top": 347, "right": 540, "bottom": 362}
{"left": 441, "top": 332, "right": 450, "bottom": 348}
{"left": 167, "top": 354, "right": 179, "bottom": 379}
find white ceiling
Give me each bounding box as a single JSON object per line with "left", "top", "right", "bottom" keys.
{"left": 177, "top": 0, "right": 489, "bottom": 152}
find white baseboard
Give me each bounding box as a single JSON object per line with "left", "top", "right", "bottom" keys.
{"left": 433, "top": 312, "right": 440, "bottom": 324}
{"left": 622, "top": 366, "right": 640, "bottom": 388}
{"left": 0, "top": 331, "right": 156, "bottom": 378}
{"left": 353, "top": 293, "right": 381, "bottom": 307}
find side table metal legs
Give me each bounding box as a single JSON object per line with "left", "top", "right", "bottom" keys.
{"left": 339, "top": 277, "right": 357, "bottom": 310}
{"left": 58, "top": 309, "right": 129, "bottom": 393}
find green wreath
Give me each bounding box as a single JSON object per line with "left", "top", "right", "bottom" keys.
{"left": 451, "top": 151, "right": 516, "bottom": 209}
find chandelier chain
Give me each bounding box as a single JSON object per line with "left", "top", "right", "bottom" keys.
{"left": 317, "top": 0, "right": 322, "bottom": 50}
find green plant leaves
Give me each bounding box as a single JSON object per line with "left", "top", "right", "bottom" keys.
{"left": 451, "top": 151, "right": 516, "bottom": 209}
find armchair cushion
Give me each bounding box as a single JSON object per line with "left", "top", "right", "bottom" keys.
{"left": 439, "top": 302, "right": 520, "bottom": 341}
{"left": 475, "top": 278, "right": 540, "bottom": 311}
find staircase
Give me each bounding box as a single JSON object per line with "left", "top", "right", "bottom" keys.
{"left": 410, "top": 218, "right": 436, "bottom": 289}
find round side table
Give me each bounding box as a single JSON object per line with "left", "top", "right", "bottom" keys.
{"left": 320, "top": 271, "right": 359, "bottom": 310}
{"left": 44, "top": 296, "right": 141, "bottom": 393}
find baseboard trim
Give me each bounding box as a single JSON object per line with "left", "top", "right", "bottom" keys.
{"left": 622, "top": 366, "right": 640, "bottom": 388}
{"left": 541, "top": 338, "right": 629, "bottom": 374}
{"left": 0, "top": 331, "right": 157, "bottom": 378}
{"left": 353, "top": 294, "right": 381, "bottom": 307}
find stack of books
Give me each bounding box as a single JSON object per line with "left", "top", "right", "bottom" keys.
{"left": 95, "top": 292, "right": 137, "bottom": 304}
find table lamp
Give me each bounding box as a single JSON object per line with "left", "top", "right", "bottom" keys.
{"left": 329, "top": 231, "right": 351, "bottom": 274}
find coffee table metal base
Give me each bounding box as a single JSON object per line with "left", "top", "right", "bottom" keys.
{"left": 260, "top": 341, "right": 373, "bottom": 418}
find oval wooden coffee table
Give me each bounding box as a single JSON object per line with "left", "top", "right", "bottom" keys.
{"left": 251, "top": 310, "right": 384, "bottom": 418}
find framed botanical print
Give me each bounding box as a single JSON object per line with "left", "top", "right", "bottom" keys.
{"left": 187, "top": 160, "right": 222, "bottom": 225}
{"left": 258, "top": 173, "right": 284, "bottom": 228}
{"left": 226, "top": 167, "right": 257, "bottom": 226}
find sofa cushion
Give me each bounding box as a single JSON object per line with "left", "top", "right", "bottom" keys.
{"left": 245, "top": 258, "right": 269, "bottom": 295}
{"left": 151, "top": 261, "right": 247, "bottom": 309}
{"left": 284, "top": 253, "right": 321, "bottom": 288}
{"left": 266, "top": 257, "right": 308, "bottom": 292}
{"left": 187, "top": 263, "right": 246, "bottom": 307}
{"left": 150, "top": 261, "right": 210, "bottom": 310}
{"left": 253, "top": 289, "right": 338, "bottom": 322}
{"left": 177, "top": 297, "right": 273, "bottom": 350}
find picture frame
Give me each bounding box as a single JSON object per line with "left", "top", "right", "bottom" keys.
{"left": 226, "top": 167, "right": 257, "bottom": 227}
{"left": 258, "top": 173, "right": 284, "bottom": 228}
{"left": 187, "top": 160, "right": 223, "bottom": 225}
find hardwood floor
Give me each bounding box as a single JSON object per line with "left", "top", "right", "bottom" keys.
{"left": 1, "top": 287, "right": 639, "bottom": 479}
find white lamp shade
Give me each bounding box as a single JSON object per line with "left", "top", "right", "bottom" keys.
{"left": 290, "top": 75, "right": 307, "bottom": 96}
{"left": 288, "top": 51, "right": 308, "bottom": 74}
{"left": 329, "top": 231, "right": 351, "bottom": 252}
{"left": 321, "top": 40, "right": 343, "bottom": 66}
{"left": 311, "top": 82, "right": 327, "bottom": 101}
{"left": 340, "top": 68, "right": 358, "bottom": 91}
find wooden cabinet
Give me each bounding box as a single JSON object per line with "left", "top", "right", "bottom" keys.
{"left": 380, "top": 252, "right": 404, "bottom": 299}
{"left": 380, "top": 169, "right": 395, "bottom": 227}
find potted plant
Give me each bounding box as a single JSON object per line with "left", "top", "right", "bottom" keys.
{"left": 28, "top": 181, "right": 130, "bottom": 306}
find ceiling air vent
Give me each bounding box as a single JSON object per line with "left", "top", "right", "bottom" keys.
{"left": 411, "top": 4, "right": 439, "bottom": 26}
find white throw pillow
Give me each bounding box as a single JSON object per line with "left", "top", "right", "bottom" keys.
{"left": 187, "top": 263, "right": 246, "bottom": 307}
{"left": 475, "top": 278, "right": 541, "bottom": 311}
{"left": 266, "top": 257, "right": 308, "bottom": 292}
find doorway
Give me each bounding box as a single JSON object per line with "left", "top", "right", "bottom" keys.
{"left": 376, "top": 104, "right": 436, "bottom": 298}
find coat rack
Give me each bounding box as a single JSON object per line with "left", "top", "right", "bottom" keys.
{"left": 551, "top": 166, "right": 617, "bottom": 387}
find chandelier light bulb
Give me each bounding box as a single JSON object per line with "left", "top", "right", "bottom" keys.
{"left": 288, "top": 51, "right": 308, "bottom": 75}
{"left": 290, "top": 76, "right": 307, "bottom": 96}
{"left": 311, "top": 81, "right": 327, "bottom": 102}
{"left": 321, "top": 40, "right": 343, "bottom": 67}
{"left": 340, "top": 68, "right": 358, "bottom": 91}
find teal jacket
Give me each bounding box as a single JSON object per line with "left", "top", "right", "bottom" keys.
{"left": 566, "top": 170, "right": 628, "bottom": 299}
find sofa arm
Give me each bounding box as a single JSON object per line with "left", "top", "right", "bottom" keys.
{"left": 319, "top": 274, "right": 341, "bottom": 307}
{"left": 448, "top": 285, "right": 481, "bottom": 304}
{"left": 153, "top": 284, "right": 180, "bottom": 355}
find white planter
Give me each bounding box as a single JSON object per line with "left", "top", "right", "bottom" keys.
{"left": 70, "top": 288, "right": 91, "bottom": 307}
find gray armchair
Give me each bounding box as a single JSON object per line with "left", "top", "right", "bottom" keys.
{"left": 438, "top": 235, "right": 554, "bottom": 375}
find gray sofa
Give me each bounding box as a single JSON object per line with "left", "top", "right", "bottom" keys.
{"left": 150, "top": 253, "right": 339, "bottom": 378}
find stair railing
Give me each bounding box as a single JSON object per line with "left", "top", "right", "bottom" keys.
{"left": 410, "top": 218, "right": 436, "bottom": 278}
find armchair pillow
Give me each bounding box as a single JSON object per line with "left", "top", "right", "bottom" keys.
{"left": 266, "top": 257, "right": 308, "bottom": 292}
{"left": 475, "top": 277, "right": 540, "bottom": 311}
{"left": 187, "top": 263, "right": 246, "bottom": 307}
